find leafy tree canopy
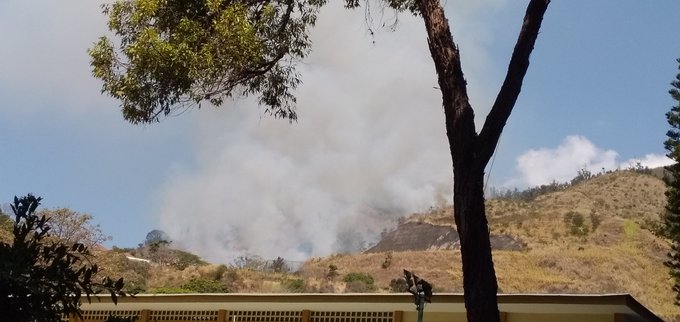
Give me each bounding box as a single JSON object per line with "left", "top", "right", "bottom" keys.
{"left": 0, "top": 195, "right": 125, "bottom": 322}
{"left": 38, "top": 207, "right": 111, "bottom": 248}
{"left": 144, "top": 228, "right": 170, "bottom": 247}
{"left": 90, "top": 0, "right": 329, "bottom": 124}
{"left": 92, "top": 1, "right": 551, "bottom": 320}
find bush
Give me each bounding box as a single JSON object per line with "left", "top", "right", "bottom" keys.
{"left": 270, "top": 257, "right": 290, "bottom": 273}
{"left": 212, "top": 264, "right": 229, "bottom": 280}
{"left": 285, "top": 278, "right": 305, "bottom": 293}
{"left": 182, "top": 278, "right": 229, "bottom": 293}
{"left": 326, "top": 264, "right": 339, "bottom": 280}
{"left": 590, "top": 211, "right": 601, "bottom": 231}
{"left": 343, "top": 272, "right": 375, "bottom": 292}
{"left": 564, "top": 211, "right": 589, "bottom": 236}
{"left": 0, "top": 195, "right": 125, "bottom": 322}
{"left": 381, "top": 252, "right": 392, "bottom": 269}
{"left": 389, "top": 278, "right": 407, "bottom": 292}
{"left": 147, "top": 287, "right": 192, "bottom": 294}
{"left": 233, "top": 255, "right": 268, "bottom": 271}
{"left": 170, "top": 249, "right": 207, "bottom": 270}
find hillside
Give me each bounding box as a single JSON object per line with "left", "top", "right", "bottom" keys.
{"left": 2, "top": 169, "right": 678, "bottom": 319}
{"left": 299, "top": 169, "right": 680, "bottom": 319}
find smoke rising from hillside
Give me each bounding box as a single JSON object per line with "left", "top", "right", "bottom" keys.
{"left": 152, "top": 1, "right": 512, "bottom": 262}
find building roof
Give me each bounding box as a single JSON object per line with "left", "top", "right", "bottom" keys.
{"left": 80, "top": 293, "right": 663, "bottom": 322}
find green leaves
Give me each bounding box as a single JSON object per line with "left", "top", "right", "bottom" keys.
{"left": 0, "top": 195, "right": 126, "bottom": 322}
{"left": 90, "top": 0, "right": 325, "bottom": 124}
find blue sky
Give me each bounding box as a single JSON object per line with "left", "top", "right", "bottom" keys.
{"left": 1, "top": 1, "right": 679, "bottom": 262}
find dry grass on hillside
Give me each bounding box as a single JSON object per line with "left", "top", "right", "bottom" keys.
{"left": 299, "top": 170, "right": 679, "bottom": 319}
{"left": 301, "top": 240, "right": 679, "bottom": 318}
{"left": 92, "top": 170, "right": 678, "bottom": 319}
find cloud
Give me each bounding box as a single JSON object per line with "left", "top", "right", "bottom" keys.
{"left": 152, "top": 1, "right": 512, "bottom": 262}
{"left": 622, "top": 154, "right": 674, "bottom": 170}
{"left": 513, "top": 135, "right": 673, "bottom": 187}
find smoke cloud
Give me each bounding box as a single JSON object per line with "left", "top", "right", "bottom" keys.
{"left": 152, "top": 1, "right": 511, "bottom": 262}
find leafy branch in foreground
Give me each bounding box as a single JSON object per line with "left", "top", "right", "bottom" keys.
{"left": 0, "top": 194, "right": 126, "bottom": 322}
{"left": 89, "top": 0, "right": 327, "bottom": 124}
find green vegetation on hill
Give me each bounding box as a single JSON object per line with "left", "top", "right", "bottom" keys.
{"left": 4, "top": 169, "right": 672, "bottom": 317}
{"left": 299, "top": 169, "right": 678, "bottom": 320}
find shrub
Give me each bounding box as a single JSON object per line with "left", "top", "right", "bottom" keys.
{"left": 234, "top": 255, "right": 268, "bottom": 271}
{"left": 285, "top": 278, "right": 305, "bottom": 293}
{"left": 590, "top": 211, "right": 601, "bottom": 231}
{"left": 381, "top": 252, "right": 392, "bottom": 269}
{"left": 343, "top": 272, "right": 375, "bottom": 292}
{"left": 326, "top": 264, "right": 339, "bottom": 280}
{"left": 570, "top": 168, "right": 594, "bottom": 186}
{"left": 212, "top": 264, "right": 229, "bottom": 280}
{"left": 182, "top": 278, "right": 229, "bottom": 293}
{"left": 171, "top": 249, "right": 207, "bottom": 270}
{"left": 0, "top": 195, "right": 125, "bottom": 322}
{"left": 564, "top": 211, "right": 589, "bottom": 236}
{"left": 389, "top": 278, "right": 407, "bottom": 292}
{"left": 147, "top": 287, "right": 192, "bottom": 294}
{"left": 270, "top": 257, "right": 290, "bottom": 273}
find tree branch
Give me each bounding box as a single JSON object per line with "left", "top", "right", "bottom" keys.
{"left": 476, "top": 0, "right": 550, "bottom": 165}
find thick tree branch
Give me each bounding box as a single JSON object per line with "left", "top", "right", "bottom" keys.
{"left": 477, "top": 0, "right": 550, "bottom": 165}
{"left": 417, "top": 0, "right": 477, "bottom": 170}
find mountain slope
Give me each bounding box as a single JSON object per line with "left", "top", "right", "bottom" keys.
{"left": 300, "top": 170, "right": 679, "bottom": 319}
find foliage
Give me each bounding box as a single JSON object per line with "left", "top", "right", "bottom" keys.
{"left": 284, "top": 278, "right": 305, "bottom": 293}
{"left": 389, "top": 277, "right": 407, "bottom": 293}
{"left": 182, "top": 277, "right": 229, "bottom": 293}
{"left": 590, "top": 211, "right": 601, "bottom": 232}
{"left": 628, "top": 161, "right": 653, "bottom": 175}
{"left": 664, "top": 58, "right": 680, "bottom": 305}
{"left": 381, "top": 252, "right": 392, "bottom": 269}
{"left": 212, "top": 264, "right": 229, "bottom": 280}
{"left": 90, "top": 0, "right": 327, "bottom": 124}
{"left": 623, "top": 220, "right": 638, "bottom": 239}
{"left": 112, "top": 246, "right": 136, "bottom": 253}
{"left": 144, "top": 229, "right": 170, "bottom": 249}
{"left": 570, "top": 168, "right": 594, "bottom": 186}
{"left": 37, "top": 207, "right": 111, "bottom": 248}
{"left": 135, "top": 231, "right": 206, "bottom": 270}
{"left": 271, "top": 256, "right": 290, "bottom": 273}
{"left": 342, "top": 272, "right": 375, "bottom": 292}
{"left": 0, "top": 209, "right": 13, "bottom": 243}
{"left": 490, "top": 181, "right": 570, "bottom": 202}
{"left": 171, "top": 249, "right": 207, "bottom": 270}
{"left": 116, "top": 255, "right": 150, "bottom": 293}
{"left": 234, "top": 255, "right": 269, "bottom": 270}
{"left": 326, "top": 264, "right": 339, "bottom": 280}
{"left": 93, "top": 1, "right": 550, "bottom": 320}
{"left": 147, "top": 286, "right": 193, "bottom": 294}
{"left": 564, "top": 211, "right": 589, "bottom": 236}
{"left": 0, "top": 195, "right": 125, "bottom": 322}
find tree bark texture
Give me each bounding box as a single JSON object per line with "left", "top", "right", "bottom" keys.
{"left": 416, "top": 1, "right": 550, "bottom": 321}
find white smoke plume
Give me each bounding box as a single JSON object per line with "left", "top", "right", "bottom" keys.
{"left": 513, "top": 135, "right": 673, "bottom": 187}
{"left": 153, "top": 1, "right": 511, "bottom": 262}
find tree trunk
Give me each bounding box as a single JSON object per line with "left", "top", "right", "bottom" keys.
{"left": 416, "top": 1, "right": 550, "bottom": 321}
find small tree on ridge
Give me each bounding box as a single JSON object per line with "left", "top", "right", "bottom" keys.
{"left": 664, "top": 58, "right": 680, "bottom": 304}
